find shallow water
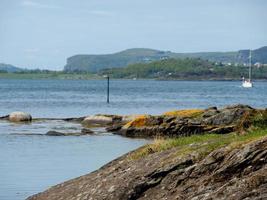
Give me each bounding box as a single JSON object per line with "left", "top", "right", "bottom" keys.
{"left": 0, "top": 120, "right": 148, "bottom": 200}
{"left": 0, "top": 79, "right": 267, "bottom": 200}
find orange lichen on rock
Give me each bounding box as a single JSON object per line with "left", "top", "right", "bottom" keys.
{"left": 163, "top": 109, "right": 203, "bottom": 118}
{"left": 123, "top": 115, "right": 150, "bottom": 128}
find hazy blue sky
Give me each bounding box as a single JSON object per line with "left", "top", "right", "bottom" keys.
{"left": 0, "top": 0, "right": 266, "bottom": 70}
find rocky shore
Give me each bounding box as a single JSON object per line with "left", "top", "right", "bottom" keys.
{"left": 2, "top": 104, "right": 259, "bottom": 137}
{"left": 109, "top": 104, "right": 254, "bottom": 137}
{"left": 27, "top": 133, "right": 267, "bottom": 200}
{"left": 24, "top": 104, "right": 267, "bottom": 200}
{"left": 2, "top": 105, "right": 267, "bottom": 199}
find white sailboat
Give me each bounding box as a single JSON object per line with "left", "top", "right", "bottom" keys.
{"left": 242, "top": 50, "right": 253, "bottom": 88}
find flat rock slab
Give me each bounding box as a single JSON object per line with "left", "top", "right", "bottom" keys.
{"left": 82, "top": 115, "right": 114, "bottom": 127}
{"left": 46, "top": 130, "right": 93, "bottom": 136}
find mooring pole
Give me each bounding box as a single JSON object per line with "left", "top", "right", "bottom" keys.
{"left": 107, "top": 75, "right": 110, "bottom": 103}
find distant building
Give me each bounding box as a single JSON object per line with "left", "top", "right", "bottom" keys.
{"left": 143, "top": 57, "right": 152, "bottom": 62}
{"left": 160, "top": 56, "right": 169, "bottom": 60}
{"left": 209, "top": 68, "right": 214, "bottom": 71}
{"left": 254, "top": 62, "right": 262, "bottom": 68}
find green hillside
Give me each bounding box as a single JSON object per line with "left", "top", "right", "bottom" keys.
{"left": 100, "top": 58, "right": 267, "bottom": 80}
{"left": 64, "top": 46, "right": 267, "bottom": 72}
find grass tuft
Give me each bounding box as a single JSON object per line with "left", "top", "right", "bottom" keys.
{"left": 129, "top": 128, "right": 267, "bottom": 160}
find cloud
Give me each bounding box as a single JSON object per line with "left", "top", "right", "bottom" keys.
{"left": 21, "top": 0, "right": 59, "bottom": 9}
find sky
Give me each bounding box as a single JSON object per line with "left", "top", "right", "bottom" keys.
{"left": 0, "top": 0, "right": 266, "bottom": 70}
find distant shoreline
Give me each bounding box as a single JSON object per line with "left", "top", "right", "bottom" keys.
{"left": 0, "top": 73, "right": 267, "bottom": 81}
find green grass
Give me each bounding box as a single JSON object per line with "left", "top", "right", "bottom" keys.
{"left": 129, "top": 128, "right": 267, "bottom": 160}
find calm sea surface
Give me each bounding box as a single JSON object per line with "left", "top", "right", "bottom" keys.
{"left": 0, "top": 79, "right": 267, "bottom": 200}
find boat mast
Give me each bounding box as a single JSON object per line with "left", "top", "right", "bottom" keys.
{"left": 249, "top": 49, "right": 252, "bottom": 81}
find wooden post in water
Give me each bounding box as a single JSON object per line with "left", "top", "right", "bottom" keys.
{"left": 103, "top": 75, "right": 110, "bottom": 103}
{"left": 107, "top": 75, "right": 110, "bottom": 103}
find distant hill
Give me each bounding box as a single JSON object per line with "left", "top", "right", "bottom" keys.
{"left": 64, "top": 46, "right": 267, "bottom": 72}
{"left": 64, "top": 48, "right": 173, "bottom": 72}
{"left": 0, "top": 63, "right": 24, "bottom": 72}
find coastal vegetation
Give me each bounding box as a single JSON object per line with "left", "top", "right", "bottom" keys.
{"left": 101, "top": 58, "right": 267, "bottom": 79}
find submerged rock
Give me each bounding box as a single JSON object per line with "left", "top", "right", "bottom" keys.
{"left": 8, "top": 111, "right": 32, "bottom": 122}
{"left": 0, "top": 115, "right": 9, "bottom": 120}
{"left": 81, "top": 128, "right": 94, "bottom": 134}
{"left": 46, "top": 129, "right": 94, "bottom": 136}
{"left": 46, "top": 131, "right": 66, "bottom": 136}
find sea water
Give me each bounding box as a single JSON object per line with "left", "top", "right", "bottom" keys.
{"left": 0, "top": 79, "right": 266, "bottom": 200}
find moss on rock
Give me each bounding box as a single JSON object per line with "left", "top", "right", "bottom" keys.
{"left": 123, "top": 115, "right": 151, "bottom": 128}
{"left": 163, "top": 109, "right": 203, "bottom": 118}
